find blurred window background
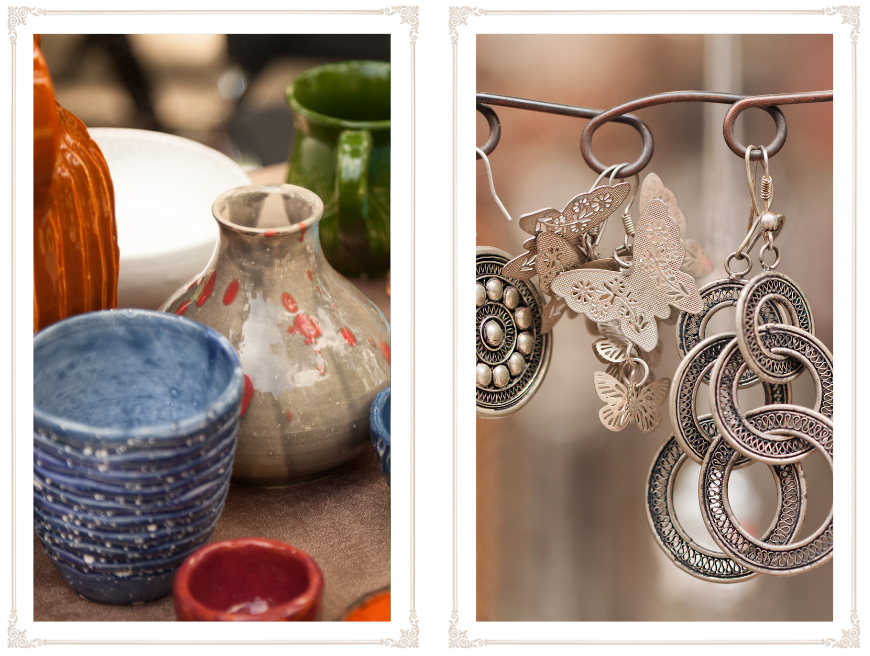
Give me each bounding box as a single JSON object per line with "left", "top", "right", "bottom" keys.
{"left": 40, "top": 34, "right": 390, "bottom": 170}
{"left": 476, "top": 34, "right": 832, "bottom": 622}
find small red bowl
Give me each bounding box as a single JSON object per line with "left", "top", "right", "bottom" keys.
{"left": 173, "top": 538, "right": 323, "bottom": 621}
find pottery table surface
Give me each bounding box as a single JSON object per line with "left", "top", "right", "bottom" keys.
{"left": 33, "top": 162, "right": 391, "bottom": 620}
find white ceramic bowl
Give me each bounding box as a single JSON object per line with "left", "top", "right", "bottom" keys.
{"left": 89, "top": 129, "right": 251, "bottom": 309}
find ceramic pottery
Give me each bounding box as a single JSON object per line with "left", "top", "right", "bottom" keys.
{"left": 89, "top": 128, "right": 251, "bottom": 310}
{"left": 174, "top": 538, "right": 324, "bottom": 621}
{"left": 285, "top": 61, "right": 390, "bottom": 276}
{"left": 33, "top": 35, "right": 119, "bottom": 332}
{"left": 33, "top": 309, "right": 243, "bottom": 604}
{"left": 161, "top": 183, "right": 391, "bottom": 486}
{"left": 342, "top": 587, "right": 391, "bottom": 621}
{"left": 370, "top": 387, "right": 391, "bottom": 486}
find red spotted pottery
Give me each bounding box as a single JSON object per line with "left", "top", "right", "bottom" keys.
{"left": 161, "top": 184, "right": 390, "bottom": 485}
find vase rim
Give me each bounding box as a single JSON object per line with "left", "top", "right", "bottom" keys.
{"left": 211, "top": 183, "right": 324, "bottom": 238}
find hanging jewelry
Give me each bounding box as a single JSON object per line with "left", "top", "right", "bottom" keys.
{"left": 639, "top": 173, "right": 712, "bottom": 279}
{"left": 594, "top": 354, "right": 669, "bottom": 433}
{"left": 647, "top": 145, "right": 833, "bottom": 581}
{"left": 551, "top": 195, "right": 703, "bottom": 353}
{"left": 502, "top": 165, "right": 632, "bottom": 333}
{"left": 475, "top": 149, "right": 553, "bottom": 418}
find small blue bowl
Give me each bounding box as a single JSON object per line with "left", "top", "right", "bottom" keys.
{"left": 370, "top": 387, "right": 391, "bottom": 486}
{"left": 33, "top": 309, "right": 243, "bottom": 605}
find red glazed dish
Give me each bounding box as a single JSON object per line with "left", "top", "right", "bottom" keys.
{"left": 173, "top": 538, "right": 323, "bottom": 621}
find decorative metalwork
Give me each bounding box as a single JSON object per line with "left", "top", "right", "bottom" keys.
{"left": 655, "top": 259, "right": 834, "bottom": 580}
{"left": 594, "top": 370, "right": 669, "bottom": 432}
{"left": 639, "top": 173, "right": 711, "bottom": 278}
{"left": 517, "top": 183, "right": 631, "bottom": 247}
{"left": 552, "top": 199, "right": 703, "bottom": 352}
{"left": 646, "top": 432, "right": 805, "bottom": 583}
{"left": 699, "top": 433, "right": 833, "bottom": 576}
{"left": 476, "top": 247, "right": 551, "bottom": 418}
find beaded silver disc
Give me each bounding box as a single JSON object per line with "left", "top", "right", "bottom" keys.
{"left": 476, "top": 246, "right": 552, "bottom": 418}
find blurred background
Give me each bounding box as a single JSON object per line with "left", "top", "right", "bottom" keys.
{"left": 476, "top": 34, "right": 833, "bottom": 622}
{"left": 40, "top": 34, "right": 390, "bottom": 170}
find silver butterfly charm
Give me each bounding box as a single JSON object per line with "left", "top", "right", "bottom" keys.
{"left": 593, "top": 370, "right": 670, "bottom": 433}
{"left": 593, "top": 321, "right": 662, "bottom": 369}
{"left": 550, "top": 199, "right": 703, "bottom": 352}
{"left": 517, "top": 183, "right": 631, "bottom": 245}
{"left": 639, "top": 173, "right": 712, "bottom": 279}
{"left": 502, "top": 183, "right": 630, "bottom": 333}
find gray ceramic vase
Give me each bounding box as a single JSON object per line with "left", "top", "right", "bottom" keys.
{"left": 161, "top": 184, "right": 391, "bottom": 485}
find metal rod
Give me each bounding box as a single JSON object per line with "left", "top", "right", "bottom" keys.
{"left": 475, "top": 92, "right": 654, "bottom": 168}
{"left": 580, "top": 91, "right": 789, "bottom": 176}
{"left": 476, "top": 89, "right": 832, "bottom": 177}
{"left": 723, "top": 90, "right": 833, "bottom": 158}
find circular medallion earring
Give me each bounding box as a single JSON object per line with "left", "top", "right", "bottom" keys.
{"left": 475, "top": 147, "right": 552, "bottom": 418}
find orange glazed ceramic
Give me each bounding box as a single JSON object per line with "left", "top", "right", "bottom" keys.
{"left": 33, "top": 35, "right": 119, "bottom": 332}
{"left": 342, "top": 588, "right": 390, "bottom": 621}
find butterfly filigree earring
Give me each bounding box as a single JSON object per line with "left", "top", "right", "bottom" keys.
{"left": 553, "top": 171, "right": 708, "bottom": 432}
{"left": 501, "top": 164, "right": 632, "bottom": 333}
{"left": 594, "top": 350, "right": 670, "bottom": 432}
{"left": 551, "top": 195, "right": 704, "bottom": 353}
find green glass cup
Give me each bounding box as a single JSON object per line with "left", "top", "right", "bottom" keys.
{"left": 285, "top": 60, "right": 390, "bottom": 276}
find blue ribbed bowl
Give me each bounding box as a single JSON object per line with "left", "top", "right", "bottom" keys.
{"left": 33, "top": 309, "right": 243, "bottom": 604}
{"left": 370, "top": 387, "right": 390, "bottom": 486}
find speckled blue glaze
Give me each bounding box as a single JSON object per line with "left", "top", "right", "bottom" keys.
{"left": 34, "top": 500, "right": 225, "bottom": 547}
{"left": 370, "top": 387, "right": 390, "bottom": 486}
{"left": 33, "top": 309, "right": 243, "bottom": 604}
{"left": 49, "top": 557, "right": 180, "bottom": 605}
{"left": 33, "top": 446, "right": 235, "bottom": 500}
{"left": 34, "top": 479, "right": 229, "bottom": 531}
{"left": 33, "top": 428, "right": 236, "bottom": 484}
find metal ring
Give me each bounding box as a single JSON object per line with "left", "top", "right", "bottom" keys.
{"left": 759, "top": 243, "right": 781, "bottom": 270}
{"left": 613, "top": 246, "right": 632, "bottom": 270}
{"left": 724, "top": 252, "right": 752, "bottom": 278}
{"left": 580, "top": 92, "right": 790, "bottom": 176}
{"left": 628, "top": 357, "right": 650, "bottom": 386}
{"left": 726, "top": 106, "right": 787, "bottom": 161}
{"left": 724, "top": 91, "right": 832, "bottom": 160}
{"left": 476, "top": 103, "right": 501, "bottom": 158}
{"left": 476, "top": 92, "right": 654, "bottom": 171}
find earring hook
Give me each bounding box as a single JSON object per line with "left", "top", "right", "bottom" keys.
{"left": 476, "top": 147, "right": 513, "bottom": 222}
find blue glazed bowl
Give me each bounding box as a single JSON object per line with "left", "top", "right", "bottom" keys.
{"left": 33, "top": 309, "right": 243, "bottom": 604}
{"left": 370, "top": 387, "right": 391, "bottom": 486}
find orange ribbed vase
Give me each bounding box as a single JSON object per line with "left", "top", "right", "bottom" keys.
{"left": 33, "top": 35, "right": 119, "bottom": 332}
